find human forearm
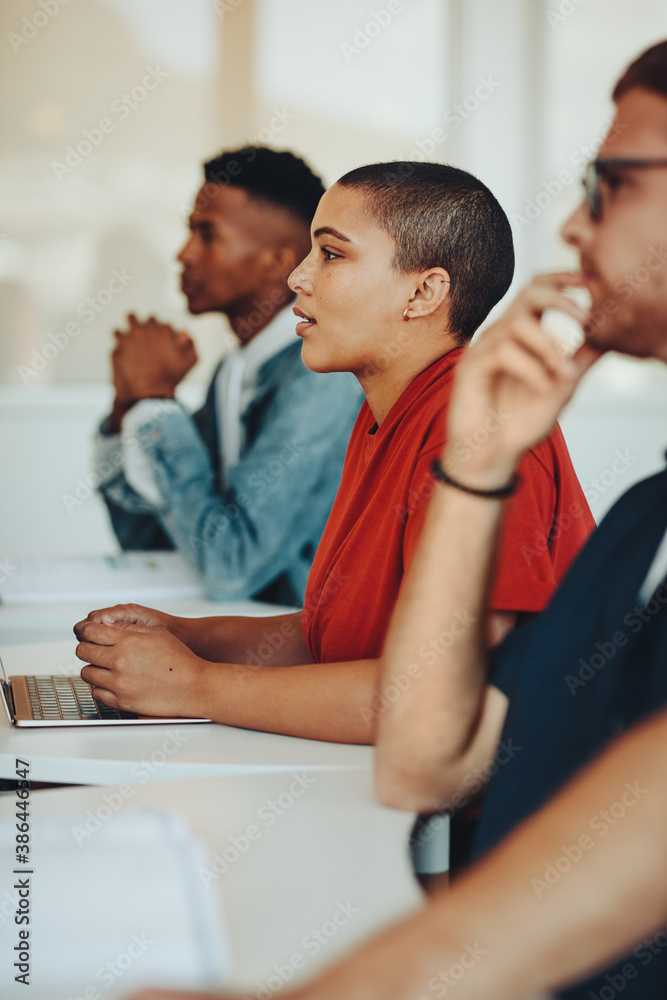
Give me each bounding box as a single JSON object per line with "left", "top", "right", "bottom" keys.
{"left": 376, "top": 278, "right": 600, "bottom": 811}
{"left": 376, "top": 482, "right": 506, "bottom": 808}
{"left": 78, "top": 607, "right": 311, "bottom": 666}
{"left": 76, "top": 615, "right": 379, "bottom": 742}
{"left": 124, "top": 713, "right": 667, "bottom": 1000}
{"left": 293, "top": 709, "right": 667, "bottom": 1000}
{"left": 195, "top": 656, "right": 378, "bottom": 742}
{"left": 181, "top": 612, "right": 311, "bottom": 665}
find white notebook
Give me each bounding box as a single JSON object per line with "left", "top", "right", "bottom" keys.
{"left": 0, "top": 808, "right": 231, "bottom": 998}
{"left": 0, "top": 552, "right": 204, "bottom": 606}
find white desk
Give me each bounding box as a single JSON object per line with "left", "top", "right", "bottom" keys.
{"left": 0, "top": 596, "right": 291, "bottom": 645}
{"left": 0, "top": 641, "right": 372, "bottom": 784}
{"left": 0, "top": 770, "right": 422, "bottom": 999}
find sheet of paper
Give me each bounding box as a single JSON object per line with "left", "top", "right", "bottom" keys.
{"left": 0, "top": 553, "right": 203, "bottom": 606}
{"left": 0, "top": 807, "right": 231, "bottom": 998}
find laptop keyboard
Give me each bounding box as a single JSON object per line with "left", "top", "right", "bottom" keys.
{"left": 26, "top": 676, "right": 137, "bottom": 721}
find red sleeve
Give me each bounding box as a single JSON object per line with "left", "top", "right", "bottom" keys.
{"left": 402, "top": 442, "right": 584, "bottom": 617}
{"left": 490, "top": 448, "right": 560, "bottom": 613}
{"left": 402, "top": 444, "right": 446, "bottom": 574}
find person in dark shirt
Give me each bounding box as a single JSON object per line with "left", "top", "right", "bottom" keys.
{"left": 371, "top": 39, "right": 667, "bottom": 1000}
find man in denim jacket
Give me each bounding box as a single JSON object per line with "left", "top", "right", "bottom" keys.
{"left": 94, "top": 147, "right": 362, "bottom": 605}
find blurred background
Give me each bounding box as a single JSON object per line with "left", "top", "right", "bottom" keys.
{"left": 1, "top": 0, "right": 667, "bottom": 555}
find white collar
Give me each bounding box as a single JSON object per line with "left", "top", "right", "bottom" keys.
{"left": 639, "top": 526, "right": 667, "bottom": 605}
{"left": 233, "top": 306, "right": 298, "bottom": 385}
{"left": 216, "top": 306, "right": 299, "bottom": 478}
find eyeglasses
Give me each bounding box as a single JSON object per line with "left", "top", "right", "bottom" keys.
{"left": 583, "top": 157, "right": 667, "bottom": 221}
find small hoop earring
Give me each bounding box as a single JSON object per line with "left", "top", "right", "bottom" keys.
{"left": 403, "top": 309, "right": 410, "bottom": 321}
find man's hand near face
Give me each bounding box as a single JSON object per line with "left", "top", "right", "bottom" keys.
{"left": 375, "top": 272, "right": 602, "bottom": 813}
{"left": 443, "top": 272, "right": 601, "bottom": 489}
{"left": 109, "top": 314, "right": 198, "bottom": 431}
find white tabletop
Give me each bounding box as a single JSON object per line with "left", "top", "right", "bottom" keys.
{"left": 0, "top": 770, "right": 422, "bottom": 999}
{"left": 0, "top": 641, "right": 372, "bottom": 784}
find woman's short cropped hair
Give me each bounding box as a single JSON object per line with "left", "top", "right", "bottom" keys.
{"left": 338, "top": 161, "right": 514, "bottom": 343}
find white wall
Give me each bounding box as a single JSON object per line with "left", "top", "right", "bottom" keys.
{"left": 559, "top": 358, "right": 667, "bottom": 523}
{"left": 2, "top": 0, "right": 667, "bottom": 557}
{"left": 0, "top": 382, "right": 204, "bottom": 556}
{"left": 2, "top": 360, "right": 666, "bottom": 556}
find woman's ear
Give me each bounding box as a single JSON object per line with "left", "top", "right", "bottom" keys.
{"left": 405, "top": 267, "right": 451, "bottom": 319}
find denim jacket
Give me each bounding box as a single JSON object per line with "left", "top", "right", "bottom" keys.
{"left": 95, "top": 341, "right": 363, "bottom": 605}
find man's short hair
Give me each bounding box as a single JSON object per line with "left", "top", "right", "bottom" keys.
{"left": 337, "top": 162, "right": 514, "bottom": 343}
{"left": 613, "top": 40, "right": 667, "bottom": 102}
{"left": 203, "top": 147, "right": 325, "bottom": 227}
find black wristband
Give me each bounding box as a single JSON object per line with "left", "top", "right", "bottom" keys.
{"left": 430, "top": 458, "right": 520, "bottom": 499}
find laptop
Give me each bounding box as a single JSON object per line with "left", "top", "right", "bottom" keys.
{"left": 0, "top": 656, "right": 211, "bottom": 728}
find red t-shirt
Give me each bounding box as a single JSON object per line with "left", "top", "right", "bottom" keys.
{"left": 303, "top": 350, "right": 594, "bottom": 664}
